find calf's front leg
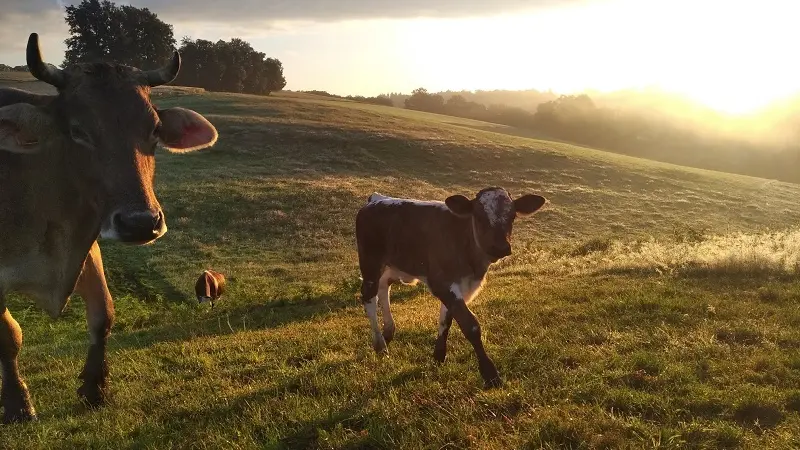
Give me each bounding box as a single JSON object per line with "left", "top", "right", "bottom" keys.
{"left": 432, "top": 285, "right": 502, "bottom": 389}
{"left": 0, "top": 305, "right": 36, "bottom": 423}
{"left": 433, "top": 304, "right": 453, "bottom": 363}
{"left": 73, "top": 241, "right": 115, "bottom": 407}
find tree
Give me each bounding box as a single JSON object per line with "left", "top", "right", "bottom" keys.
{"left": 173, "top": 38, "right": 286, "bottom": 95}
{"left": 63, "top": 0, "right": 175, "bottom": 69}
{"left": 262, "top": 58, "right": 286, "bottom": 95}
{"left": 405, "top": 88, "right": 445, "bottom": 113}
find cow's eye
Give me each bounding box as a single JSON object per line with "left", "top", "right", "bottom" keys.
{"left": 69, "top": 124, "right": 92, "bottom": 146}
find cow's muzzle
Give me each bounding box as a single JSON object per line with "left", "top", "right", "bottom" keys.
{"left": 101, "top": 209, "right": 167, "bottom": 244}
{"left": 488, "top": 243, "right": 512, "bottom": 260}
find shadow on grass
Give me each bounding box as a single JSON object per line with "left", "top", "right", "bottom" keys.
{"left": 110, "top": 278, "right": 430, "bottom": 354}
{"left": 100, "top": 243, "right": 189, "bottom": 303}
{"left": 109, "top": 289, "right": 357, "bottom": 352}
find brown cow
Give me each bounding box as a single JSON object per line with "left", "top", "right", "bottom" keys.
{"left": 195, "top": 270, "right": 226, "bottom": 308}
{"left": 0, "top": 33, "right": 218, "bottom": 422}
{"left": 355, "top": 187, "right": 547, "bottom": 388}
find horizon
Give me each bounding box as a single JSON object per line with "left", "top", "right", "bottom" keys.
{"left": 2, "top": 0, "right": 799, "bottom": 114}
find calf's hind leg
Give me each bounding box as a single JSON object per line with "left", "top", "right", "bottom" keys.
{"left": 0, "top": 303, "right": 36, "bottom": 423}
{"left": 378, "top": 275, "right": 395, "bottom": 344}
{"left": 359, "top": 260, "right": 387, "bottom": 354}
{"left": 74, "top": 241, "right": 115, "bottom": 407}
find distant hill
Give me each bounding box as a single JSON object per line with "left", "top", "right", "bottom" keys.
{"left": 386, "top": 89, "right": 559, "bottom": 111}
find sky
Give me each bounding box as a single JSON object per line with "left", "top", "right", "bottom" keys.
{"left": 1, "top": 0, "right": 799, "bottom": 114}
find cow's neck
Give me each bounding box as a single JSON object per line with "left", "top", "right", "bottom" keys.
{"left": 466, "top": 218, "right": 492, "bottom": 280}
{"left": 14, "top": 137, "right": 102, "bottom": 317}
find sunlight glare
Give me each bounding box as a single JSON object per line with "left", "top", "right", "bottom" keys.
{"left": 397, "top": 0, "right": 800, "bottom": 114}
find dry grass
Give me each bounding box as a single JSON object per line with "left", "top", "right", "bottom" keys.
{"left": 500, "top": 228, "right": 800, "bottom": 278}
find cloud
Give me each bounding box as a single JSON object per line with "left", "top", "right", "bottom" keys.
{"left": 3, "top": 0, "right": 580, "bottom": 27}
{"left": 0, "top": 8, "right": 68, "bottom": 66}
{"left": 140, "top": 0, "right": 577, "bottom": 23}
{"left": 0, "top": 0, "right": 582, "bottom": 64}
{"left": 0, "top": 0, "right": 58, "bottom": 17}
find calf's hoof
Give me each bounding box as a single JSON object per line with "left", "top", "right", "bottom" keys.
{"left": 483, "top": 375, "right": 504, "bottom": 390}
{"left": 382, "top": 324, "right": 396, "bottom": 344}
{"left": 78, "top": 381, "right": 109, "bottom": 408}
{"left": 433, "top": 343, "right": 447, "bottom": 364}
{"left": 372, "top": 338, "right": 388, "bottom": 355}
{"left": 479, "top": 362, "right": 503, "bottom": 389}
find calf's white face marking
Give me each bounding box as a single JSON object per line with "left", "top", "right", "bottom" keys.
{"left": 477, "top": 189, "right": 514, "bottom": 226}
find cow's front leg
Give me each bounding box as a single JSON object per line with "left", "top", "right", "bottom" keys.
{"left": 431, "top": 284, "right": 502, "bottom": 389}
{"left": 74, "top": 241, "right": 115, "bottom": 407}
{"left": 0, "top": 304, "right": 36, "bottom": 423}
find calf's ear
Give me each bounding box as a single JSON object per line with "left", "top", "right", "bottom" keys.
{"left": 0, "top": 103, "right": 50, "bottom": 155}
{"left": 445, "top": 194, "right": 473, "bottom": 217}
{"left": 157, "top": 107, "right": 219, "bottom": 153}
{"left": 514, "top": 194, "right": 547, "bottom": 216}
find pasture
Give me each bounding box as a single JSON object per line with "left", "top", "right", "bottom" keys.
{"left": 2, "top": 74, "right": 800, "bottom": 449}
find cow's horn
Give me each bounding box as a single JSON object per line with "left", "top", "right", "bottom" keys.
{"left": 143, "top": 51, "right": 180, "bottom": 87}
{"left": 26, "top": 33, "right": 66, "bottom": 89}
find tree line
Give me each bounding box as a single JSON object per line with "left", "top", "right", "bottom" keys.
{"left": 299, "top": 90, "right": 394, "bottom": 107}
{"left": 401, "top": 88, "right": 800, "bottom": 183}
{"left": 0, "top": 64, "right": 28, "bottom": 72}
{"left": 60, "top": 0, "right": 285, "bottom": 95}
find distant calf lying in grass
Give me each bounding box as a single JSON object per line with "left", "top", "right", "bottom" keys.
{"left": 355, "top": 187, "right": 547, "bottom": 388}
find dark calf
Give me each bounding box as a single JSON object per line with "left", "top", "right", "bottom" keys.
{"left": 355, "top": 187, "right": 547, "bottom": 388}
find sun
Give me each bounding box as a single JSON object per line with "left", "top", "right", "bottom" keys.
{"left": 680, "top": 85, "right": 791, "bottom": 116}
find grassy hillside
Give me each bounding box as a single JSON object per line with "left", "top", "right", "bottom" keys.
{"left": 1, "top": 79, "right": 800, "bottom": 449}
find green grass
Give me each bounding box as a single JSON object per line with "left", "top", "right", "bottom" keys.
{"left": 2, "top": 81, "right": 800, "bottom": 449}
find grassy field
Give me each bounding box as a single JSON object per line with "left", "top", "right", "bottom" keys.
{"left": 2, "top": 74, "right": 800, "bottom": 449}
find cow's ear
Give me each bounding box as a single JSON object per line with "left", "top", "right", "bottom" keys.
{"left": 0, "top": 103, "right": 49, "bottom": 155}
{"left": 445, "top": 194, "right": 473, "bottom": 217}
{"left": 514, "top": 194, "right": 547, "bottom": 216}
{"left": 157, "top": 107, "right": 218, "bottom": 153}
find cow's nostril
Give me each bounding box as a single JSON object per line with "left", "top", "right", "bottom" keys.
{"left": 112, "top": 212, "right": 124, "bottom": 230}
{"left": 115, "top": 210, "right": 164, "bottom": 242}
{"left": 155, "top": 210, "right": 165, "bottom": 230}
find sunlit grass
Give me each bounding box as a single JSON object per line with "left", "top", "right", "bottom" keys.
{"left": 502, "top": 228, "right": 800, "bottom": 279}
